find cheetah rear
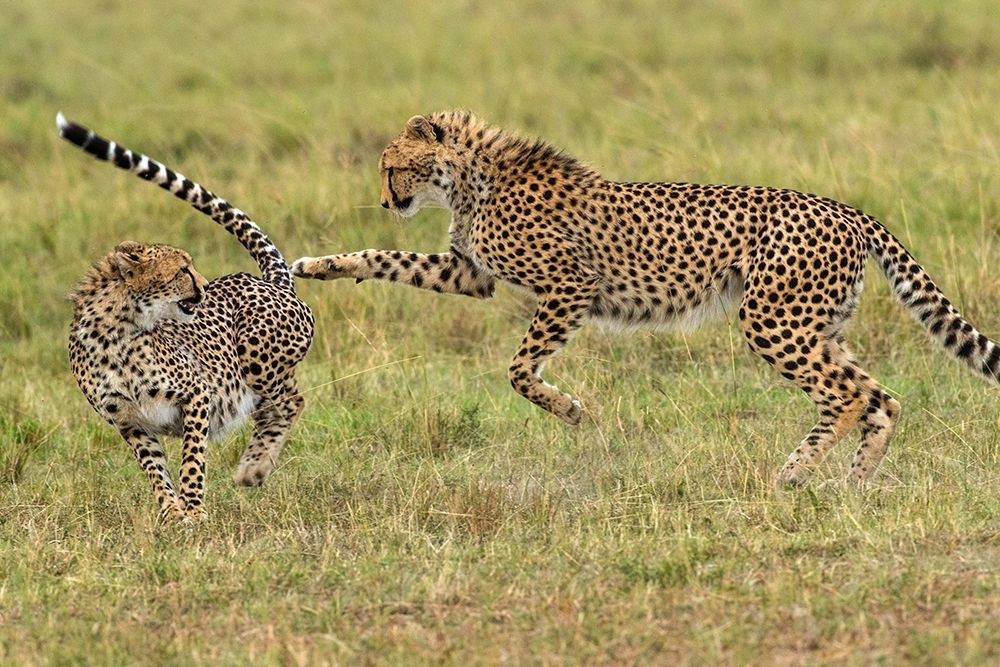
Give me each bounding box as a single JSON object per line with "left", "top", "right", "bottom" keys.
{"left": 293, "top": 111, "right": 998, "bottom": 486}
{"left": 60, "top": 114, "right": 314, "bottom": 523}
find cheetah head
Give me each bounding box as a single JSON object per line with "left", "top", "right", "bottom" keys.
{"left": 107, "top": 242, "right": 209, "bottom": 328}
{"left": 378, "top": 115, "right": 453, "bottom": 218}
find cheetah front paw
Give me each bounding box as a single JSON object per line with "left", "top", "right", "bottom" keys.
{"left": 290, "top": 256, "right": 348, "bottom": 280}
{"left": 159, "top": 503, "right": 191, "bottom": 526}
{"left": 816, "top": 477, "right": 849, "bottom": 491}
{"left": 184, "top": 505, "right": 207, "bottom": 522}
{"left": 292, "top": 254, "right": 368, "bottom": 281}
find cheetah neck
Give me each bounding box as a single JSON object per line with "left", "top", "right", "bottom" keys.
{"left": 446, "top": 162, "right": 491, "bottom": 244}
{"left": 71, "top": 267, "right": 147, "bottom": 345}
{"left": 432, "top": 112, "right": 601, "bottom": 227}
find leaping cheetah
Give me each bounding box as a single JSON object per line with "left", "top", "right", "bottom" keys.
{"left": 292, "top": 111, "right": 998, "bottom": 486}
{"left": 292, "top": 112, "right": 1000, "bottom": 485}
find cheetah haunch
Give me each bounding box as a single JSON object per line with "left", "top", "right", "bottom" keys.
{"left": 60, "top": 114, "right": 314, "bottom": 523}
{"left": 293, "top": 111, "right": 998, "bottom": 486}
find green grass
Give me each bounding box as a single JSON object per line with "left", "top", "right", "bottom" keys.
{"left": 2, "top": 0, "right": 999, "bottom": 663}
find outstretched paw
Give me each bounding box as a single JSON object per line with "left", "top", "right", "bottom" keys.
{"left": 291, "top": 256, "right": 344, "bottom": 280}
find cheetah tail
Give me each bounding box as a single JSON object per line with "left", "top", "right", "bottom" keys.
{"left": 56, "top": 113, "right": 294, "bottom": 291}
{"left": 868, "top": 220, "right": 1000, "bottom": 383}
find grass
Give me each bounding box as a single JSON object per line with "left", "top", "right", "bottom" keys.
{"left": 1, "top": 0, "right": 999, "bottom": 663}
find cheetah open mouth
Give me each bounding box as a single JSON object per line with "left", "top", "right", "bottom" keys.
{"left": 177, "top": 293, "right": 202, "bottom": 315}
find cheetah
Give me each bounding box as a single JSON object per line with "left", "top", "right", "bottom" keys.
{"left": 293, "top": 111, "right": 999, "bottom": 486}
{"left": 59, "top": 114, "right": 314, "bottom": 523}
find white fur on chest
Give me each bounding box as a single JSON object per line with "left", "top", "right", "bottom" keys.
{"left": 125, "top": 387, "right": 258, "bottom": 440}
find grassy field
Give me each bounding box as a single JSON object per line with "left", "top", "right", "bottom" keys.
{"left": 2, "top": 0, "right": 999, "bottom": 664}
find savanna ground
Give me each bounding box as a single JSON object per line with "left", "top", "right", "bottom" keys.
{"left": 2, "top": 1, "right": 999, "bottom": 664}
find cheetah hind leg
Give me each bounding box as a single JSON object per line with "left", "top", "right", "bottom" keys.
{"left": 742, "top": 320, "right": 872, "bottom": 485}
{"left": 233, "top": 379, "right": 305, "bottom": 487}
{"left": 783, "top": 340, "right": 901, "bottom": 486}
{"left": 848, "top": 375, "right": 900, "bottom": 485}
{"left": 812, "top": 340, "right": 901, "bottom": 485}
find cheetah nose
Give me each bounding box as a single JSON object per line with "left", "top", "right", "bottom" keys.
{"left": 380, "top": 200, "right": 390, "bottom": 209}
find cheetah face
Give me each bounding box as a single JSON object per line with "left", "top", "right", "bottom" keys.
{"left": 378, "top": 116, "right": 453, "bottom": 218}
{"left": 111, "top": 242, "right": 209, "bottom": 328}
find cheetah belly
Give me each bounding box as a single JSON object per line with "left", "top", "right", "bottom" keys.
{"left": 589, "top": 270, "right": 744, "bottom": 333}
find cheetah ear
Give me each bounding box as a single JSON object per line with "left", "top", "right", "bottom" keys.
{"left": 112, "top": 241, "right": 145, "bottom": 279}
{"left": 405, "top": 115, "right": 444, "bottom": 142}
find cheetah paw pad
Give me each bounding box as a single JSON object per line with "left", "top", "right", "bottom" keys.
{"left": 290, "top": 257, "right": 321, "bottom": 278}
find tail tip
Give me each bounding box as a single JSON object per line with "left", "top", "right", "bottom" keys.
{"left": 56, "top": 111, "right": 69, "bottom": 134}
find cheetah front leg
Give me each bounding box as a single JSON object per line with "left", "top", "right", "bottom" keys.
{"left": 177, "top": 394, "right": 211, "bottom": 520}
{"left": 509, "top": 281, "right": 598, "bottom": 425}
{"left": 119, "top": 427, "right": 187, "bottom": 524}
{"left": 291, "top": 248, "right": 495, "bottom": 298}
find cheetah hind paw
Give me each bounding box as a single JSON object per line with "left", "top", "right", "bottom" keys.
{"left": 778, "top": 462, "right": 813, "bottom": 488}
{"left": 558, "top": 399, "right": 583, "bottom": 426}
{"left": 233, "top": 458, "right": 276, "bottom": 487}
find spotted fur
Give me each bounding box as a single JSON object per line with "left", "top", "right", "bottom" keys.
{"left": 293, "top": 111, "right": 998, "bottom": 485}
{"left": 60, "top": 115, "right": 314, "bottom": 523}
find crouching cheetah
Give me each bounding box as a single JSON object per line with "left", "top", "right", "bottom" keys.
{"left": 293, "top": 111, "right": 999, "bottom": 486}
{"left": 59, "top": 114, "right": 314, "bottom": 523}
